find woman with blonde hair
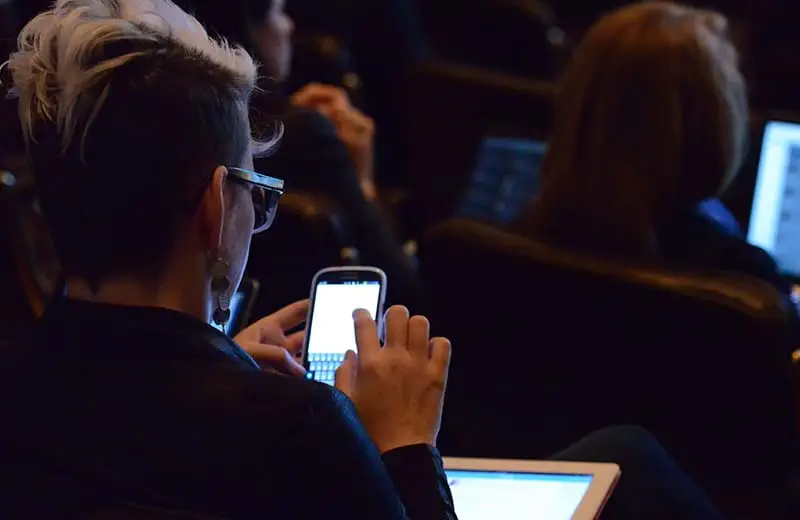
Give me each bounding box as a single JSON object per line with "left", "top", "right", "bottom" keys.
{"left": 521, "top": 2, "right": 792, "bottom": 295}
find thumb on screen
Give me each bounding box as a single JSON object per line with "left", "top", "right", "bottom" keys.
{"left": 334, "top": 350, "right": 357, "bottom": 397}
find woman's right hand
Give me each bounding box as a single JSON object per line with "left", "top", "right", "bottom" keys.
{"left": 335, "top": 306, "right": 452, "bottom": 453}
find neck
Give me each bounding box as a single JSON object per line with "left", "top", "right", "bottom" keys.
{"left": 66, "top": 273, "right": 209, "bottom": 323}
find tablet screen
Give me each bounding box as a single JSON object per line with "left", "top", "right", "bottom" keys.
{"left": 447, "top": 470, "right": 592, "bottom": 520}
{"left": 457, "top": 136, "right": 545, "bottom": 224}
{"left": 747, "top": 120, "right": 800, "bottom": 277}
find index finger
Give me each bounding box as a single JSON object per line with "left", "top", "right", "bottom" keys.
{"left": 251, "top": 300, "right": 310, "bottom": 331}
{"left": 353, "top": 308, "right": 381, "bottom": 359}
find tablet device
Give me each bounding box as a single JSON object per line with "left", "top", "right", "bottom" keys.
{"left": 747, "top": 118, "right": 800, "bottom": 278}
{"left": 456, "top": 134, "right": 546, "bottom": 224}
{"left": 444, "top": 457, "right": 620, "bottom": 520}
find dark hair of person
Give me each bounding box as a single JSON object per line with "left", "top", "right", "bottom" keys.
{"left": 175, "top": 0, "right": 275, "bottom": 58}
{"left": 523, "top": 1, "right": 748, "bottom": 260}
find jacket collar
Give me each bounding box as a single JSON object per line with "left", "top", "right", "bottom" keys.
{"left": 35, "top": 297, "right": 260, "bottom": 370}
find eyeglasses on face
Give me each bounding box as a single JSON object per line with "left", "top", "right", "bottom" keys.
{"left": 227, "top": 167, "right": 284, "bottom": 233}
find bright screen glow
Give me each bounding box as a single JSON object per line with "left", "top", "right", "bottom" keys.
{"left": 447, "top": 470, "right": 592, "bottom": 520}
{"left": 748, "top": 120, "right": 800, "bottom": 276}
{"left": 212, "top": 291, "right": 245, "bottom": 335}
{"left": 307, "top": 281, "right": 381, "bottom": 355}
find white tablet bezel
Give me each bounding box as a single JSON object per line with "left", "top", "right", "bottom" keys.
{"left": 443, "top": 457, "right": 621, "bottom": 520}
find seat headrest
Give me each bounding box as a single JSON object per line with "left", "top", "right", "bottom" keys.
{"left": 424, "top": 218, "right": 790, "bottom": 319}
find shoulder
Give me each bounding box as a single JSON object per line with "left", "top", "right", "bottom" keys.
{"left": 194, "top": 367, "right": 352, "bottom": 421}
{"left": 203, "top": 369, "right": 371, "bottom": 453}
{"left": 662, "top": 212, "right": 789, "bottom": 293}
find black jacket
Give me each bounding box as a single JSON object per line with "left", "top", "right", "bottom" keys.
{"left": 0, "top": 298, "right": 456, "bottom": 520}
{"left": 257, "top": 104, "right": 422, "bottom": 308}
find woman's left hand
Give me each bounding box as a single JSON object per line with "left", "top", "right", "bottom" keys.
{"left": 234, "top": 300, "right": 309, "bottom": 377}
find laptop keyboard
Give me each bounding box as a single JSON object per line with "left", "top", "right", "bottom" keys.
{"left": 307, "top": 352, "right": 346, "bottom": 385}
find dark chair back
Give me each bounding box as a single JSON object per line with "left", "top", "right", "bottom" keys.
{"left": 245, "top": 191, "right": 355, "bottom": 321}
{"left": 420, "top": 0, "right": 567, "bottom": 79}
{"left": 419, "top": 218, "right": 798, "bottom": 500}
{"left": 404, "top": 62, "right": 553, "bottom": 235}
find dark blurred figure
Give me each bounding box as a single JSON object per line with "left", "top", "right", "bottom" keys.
{"left": 540, "top": 0, "right": 632, "bottom": 40}
{"left": 419, "top": 0, "right": 567, "bottom": 79}
{"left": 285, "top": 0, "right": 428, "bottom": 188}
{"left": 517, "top": 2, "right": 797, "bottom": 309}
{"left": 748, "top": 0, "right": 800, "bottom": 109}
{"left": 0, "top": 1, "right": 15, "bottom": 61}
{"left": 175, "top": 0, "right": 421, "bottom": 308}
{"left": 548, "top": 1, "right": 746, "bottom": 46}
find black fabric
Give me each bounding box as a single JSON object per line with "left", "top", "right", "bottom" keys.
{"left": 285, "top": 0, "right": 428, "bottom": 188}
{"left": 657, "top": 202, "right": 800, "bottom": 347}
{"left": 658, "top": 205, "right": 794, "bottom": 301}
{"left": 0, "top": 299, "right": 456, "bottom": 520}
{"left": 554, "top": 426, "right": 727, "bottom": 520}
{"left": 257, "top": 104, "right": 422, "bottom": 309}
{"left": 419, "top": 218, "right": 798, "bottom": 516}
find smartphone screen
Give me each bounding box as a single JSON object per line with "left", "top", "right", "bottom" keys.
{"left": 304, "top": 268, "right": 385, "bottom": 385}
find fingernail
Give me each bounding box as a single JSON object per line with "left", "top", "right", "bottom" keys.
{"left": 352, "top": 308, "right": 368, "bottom": 319}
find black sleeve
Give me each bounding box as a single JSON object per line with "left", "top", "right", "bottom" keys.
{"left": 262, "top": 108, "right": 423, "bottom": 309}
{"left": 295, "top": 385, "right": 456, "bottom": 520}
{"left": 382, "top": 445, "right": 457, "bottom": 520}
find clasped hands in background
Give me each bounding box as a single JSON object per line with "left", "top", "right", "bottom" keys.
{"left": 234, "top": 302, "right": 452, "bottom": 452}
{"left": 291, "top": 83, "right": 377, "bottom": 201}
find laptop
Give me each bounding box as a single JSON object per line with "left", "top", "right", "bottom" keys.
{"left": 746, "top": 118, "right": 800, "bottom": 278}
{"left": 456, "top": 134, "right": 547, "bottom": 224}
{"left": 444, "top": 457, "right": 620, "bottom": 520}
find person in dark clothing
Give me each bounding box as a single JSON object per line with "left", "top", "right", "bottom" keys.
{"left": 0, "top": 300, "right": 455, "bottom": 519}
{"left": 267, "top": 99, "right": 424, "bottom": 307}
{"left": 554, "top": 426, "right": 727, "bottom": 520}
{"left": 518, "top": 2, "right": 795, "bottom": 307}
{"left": 175, "top": 0, "right": 422, "bottom": 309}
{"left": 0, "top": 1, "right": 454, "bottom": 518}
{"left": 284, "top": 0, "right": 429, "bottom": 188}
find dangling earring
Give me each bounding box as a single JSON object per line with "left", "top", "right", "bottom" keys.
{"left": 210, "top": 255, "right": 232, "bottom": 326}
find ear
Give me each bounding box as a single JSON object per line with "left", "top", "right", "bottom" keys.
{"left": 198, "top": 166, "right": 228, "bottom": 252}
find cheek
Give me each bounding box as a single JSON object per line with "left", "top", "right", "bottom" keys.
{"left": 223, "top": 191, "right": 254, "bottom": 253}
{"left": 222, "top": 195, "right": 254, "bottom": 289}
{"left": 237, "top": 193, "right": 255, "bottom": 238}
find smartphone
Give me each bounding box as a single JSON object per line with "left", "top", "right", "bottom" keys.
{"left": 302, "top": 266, "right": 387, "bottom": 385}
